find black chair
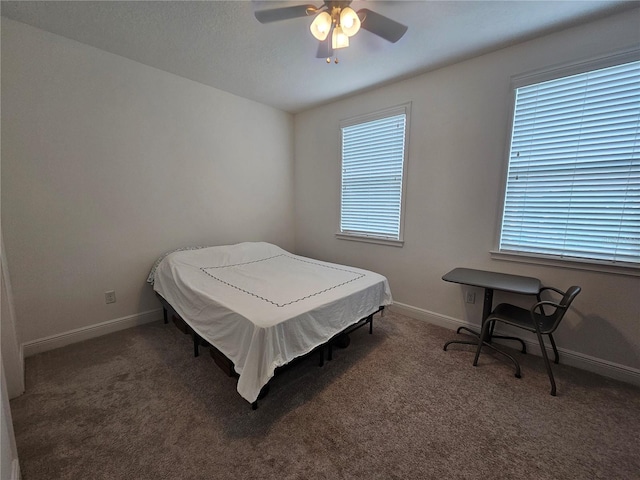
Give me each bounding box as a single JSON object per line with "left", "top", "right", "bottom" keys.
{"left": 473, "top": 285, "right": 581, "bottom": 396}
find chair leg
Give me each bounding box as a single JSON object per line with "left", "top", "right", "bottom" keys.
{"left": 536, "top": 330, "right": 557, "bottom": 396}
{"left": 548, "top": 333, "right": 559, "bottom": 364}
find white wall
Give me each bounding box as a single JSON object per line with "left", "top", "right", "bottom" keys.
{"left": 294, "top": 10, "right": 640, "bottom": 378}
{"left": 1, "top": 18, "right": 295, "bottom": 347}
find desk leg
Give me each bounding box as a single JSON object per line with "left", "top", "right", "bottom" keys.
{"left": 482, "top": 288, "right": 527, "bottom": 353}
{"left": 482, "top": 288, "right": 493, "bottom": 342}
{"left": 444, "top": 284, "right": 527, "bottom": 358}
{"left": 444, "top": 288, "right": 494, "bottom": 351}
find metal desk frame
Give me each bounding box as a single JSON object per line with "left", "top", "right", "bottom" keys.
{"left": 442, "top": 268, "right": 541, "bottom": 355}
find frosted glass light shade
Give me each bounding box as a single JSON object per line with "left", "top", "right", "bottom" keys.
{"left": 332, "top": 26, "right": 349, "bottom": 49}
{"left": 340, "top": 7, "right": 361, "bottom": 37}
{"left": 310, "top": 12, "right": 332, "bottom": 41}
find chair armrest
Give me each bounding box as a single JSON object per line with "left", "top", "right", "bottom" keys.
{"left": 537, "top": 286, "right": 565, "bottom": 300}
{"left": 529, "top": 300, "right": 564, "bottom": 331}
{"left": 536, "top": 286, "right": 566, "bottom": 315}
{"left": 531, "top": 300, "right": 562, "bottom": 313}
{"left": 539, "top": 286, "right": 565, "bottom": 296}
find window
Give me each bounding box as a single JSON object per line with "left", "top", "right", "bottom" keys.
{"left": 338, "top": 104, "right": 410, "bottom": 245}
{"left": 497, "top": 52, "right": 640, "bottom": 269}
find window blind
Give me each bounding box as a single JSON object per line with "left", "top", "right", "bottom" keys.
{"left": 500, "top": 59, "right": 640, "bottom": 264}
{"left": 340, "top": 113, "right": 407, "bottom": 239}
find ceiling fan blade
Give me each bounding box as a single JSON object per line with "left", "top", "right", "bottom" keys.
{"left": 316, "top": 39, "right": 334, "bottom": 59}
{"left": 357, "top": 8, "right": 408, "bottom": 43}
{"left": 255, "top": 4, "right": 317, "bottom": 23}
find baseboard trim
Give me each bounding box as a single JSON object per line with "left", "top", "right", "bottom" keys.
{"left": 23, "top": 309, "right": 163, "bottom": 357}
{"left": 12, "top": 459, "right": 20, "bottom": 480}
{"left": 389, "top": 302, "right": 640, "bottom": 387}
{"left": 389, "top": 302, "right": 465, "bottom": 331}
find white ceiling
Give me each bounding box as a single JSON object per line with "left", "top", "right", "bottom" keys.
{"left": 2, "top": 1, "right": 637, "bottom": 113}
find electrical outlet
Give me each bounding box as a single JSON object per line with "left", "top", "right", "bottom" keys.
{"left": 105, "top": 290, "right": 116, "bottom": 304}
{"left": 465, "top": 292, "right": 476, "bottom": 304}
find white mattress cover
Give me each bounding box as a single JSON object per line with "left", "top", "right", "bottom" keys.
{"left": 152, "top": 242, "right": 392, "bottom": 403}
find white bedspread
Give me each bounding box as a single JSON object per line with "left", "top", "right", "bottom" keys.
{"left": 152, "top": 242, "right": 393, "bottom": 403}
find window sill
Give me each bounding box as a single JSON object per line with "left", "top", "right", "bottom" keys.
{"left": 490, "top": 250, "right": 640, "bottom": 277}
{"left": 336, "top": 233, "right": 404, "bottom": 247}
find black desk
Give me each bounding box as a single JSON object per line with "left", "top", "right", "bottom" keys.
{"left": 442, "top": 267, "right": 541, "bottom": 351}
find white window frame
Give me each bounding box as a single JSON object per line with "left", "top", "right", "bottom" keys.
{"left": 492, "top": 48, "right": 640, "bottom": 276}
{"left": 336, "top": 103, "right": 411, "bottom": 246}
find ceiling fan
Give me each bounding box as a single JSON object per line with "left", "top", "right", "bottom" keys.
{"left": 254, "top": 1, "right": 408, "bottom": 62}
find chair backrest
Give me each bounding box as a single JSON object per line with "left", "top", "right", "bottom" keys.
{"left": 546, "top": 286, "right": 581, "bottom": 332}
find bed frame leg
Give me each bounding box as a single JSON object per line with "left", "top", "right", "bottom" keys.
{"left": 193, "top": 331, "right": 200, "bottom": 357}
{"left": 319, "top": 346, "right": 324, "bottom": 367}
{"left": 369, "top": 314, "right": 374, "bottom": 334}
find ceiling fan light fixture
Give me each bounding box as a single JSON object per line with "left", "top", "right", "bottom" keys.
{"left": 332, "top": 25, "right": 349, "bottom": 49}
{"left": 340, "top": 7, "right": 361, "bottom": 37}
{"left": 310, "top": 11, "right": 332, "bottom": 41}
{"left": 255, "top": 1, "right": 408, "bottom": 61}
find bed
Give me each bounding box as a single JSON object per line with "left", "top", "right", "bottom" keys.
{"left": 147, "top": 242, "right": 392, "bottom": 406}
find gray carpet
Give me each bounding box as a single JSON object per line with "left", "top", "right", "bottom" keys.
{"left": 10, "top": 312, "right": 640, "bottom": 480}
